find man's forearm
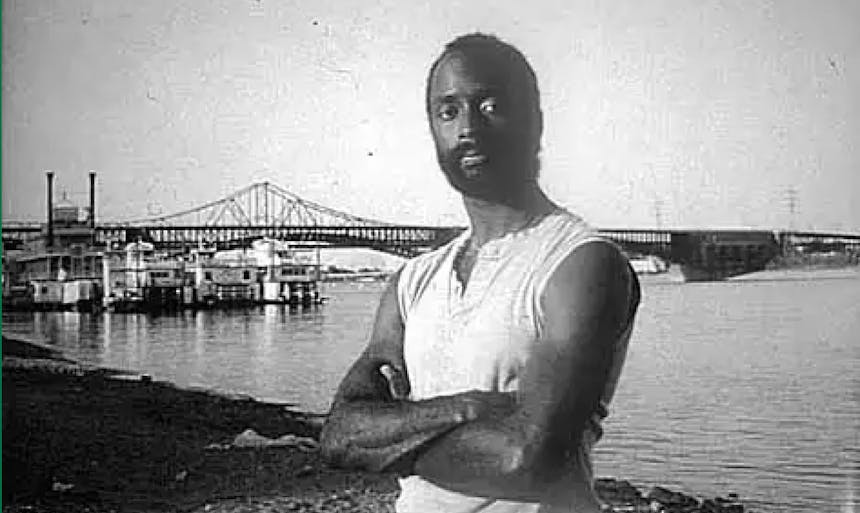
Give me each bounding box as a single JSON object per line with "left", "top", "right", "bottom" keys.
{"left": 412, "top": 417, "right": 536, "bottom": 499}
{"left": 320, "top": 395, "right": 472, "bottom": 472}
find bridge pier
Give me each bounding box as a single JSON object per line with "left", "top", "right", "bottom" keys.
{"left": 668, "top": 231, "right": 780, "bottom": 281}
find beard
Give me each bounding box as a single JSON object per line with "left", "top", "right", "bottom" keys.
{"left": 437, "top": 142, "right": 537, "bottom": 204}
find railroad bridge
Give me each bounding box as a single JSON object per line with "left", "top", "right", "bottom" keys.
{"left": 3, "top": 181, "right": 859, "bottom": 280}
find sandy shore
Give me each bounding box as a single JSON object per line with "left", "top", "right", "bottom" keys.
{"left": 3, "top": 336, "right": 752, "bottom": 513}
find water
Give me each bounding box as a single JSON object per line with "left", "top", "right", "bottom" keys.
{"left": 4, "top": 270, "right": 859, "bottom": 512}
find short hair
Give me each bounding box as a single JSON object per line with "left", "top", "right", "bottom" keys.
{"left": 425, "top": 33, "right": 542, "bottom": 124}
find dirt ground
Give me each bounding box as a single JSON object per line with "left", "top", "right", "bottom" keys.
{"left": 3, "top": 358, "right": 400, "bottom": 513}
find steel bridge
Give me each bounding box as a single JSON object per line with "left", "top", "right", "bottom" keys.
{"left": 2, "top": 182, "right": 468, "bottom": 257}
{"left": 3, "top": 182, "right": 860, "bottom": 270}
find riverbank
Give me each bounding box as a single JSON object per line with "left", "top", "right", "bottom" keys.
{"left": 4, "top": 336, "right": 753, "bottom": 513}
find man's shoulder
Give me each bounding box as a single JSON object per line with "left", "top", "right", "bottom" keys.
{"left": 529, "top": 208, "right": 601, "bottom": 255}
{"left": 536, "top": 208, "right": 590, "bottom": 235}
{"left": 540, "top": 208, "right": 627, "bottom": 260}
{"left": 530, "top": 209, "right": 632, "bottom": 293}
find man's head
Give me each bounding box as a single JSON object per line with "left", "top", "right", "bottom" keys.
{"left": 426, "top": 33, "right": 543, "bottom": 204}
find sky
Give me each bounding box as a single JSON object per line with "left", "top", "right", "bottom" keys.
{"left": 3, "top": 0, "right": 858, "bottom": 232}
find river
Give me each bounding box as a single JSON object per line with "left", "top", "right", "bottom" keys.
{"left": 3, "top": 268, "right": 859, "bottom": 512}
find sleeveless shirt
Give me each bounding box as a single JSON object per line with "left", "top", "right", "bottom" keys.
{"left": 394, "top": 208, "right": 636, "bottom": 513}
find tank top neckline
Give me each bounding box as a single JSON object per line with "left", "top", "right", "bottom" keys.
{"left": 452, "top": 205, "right": 566, "bottom": 261}
{"left": 448, "top": 207, "right": 568, "bottom": 304}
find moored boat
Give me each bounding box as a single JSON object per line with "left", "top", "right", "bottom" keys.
{"left": 628, "top": 254, "right": 669, "bottom": 275}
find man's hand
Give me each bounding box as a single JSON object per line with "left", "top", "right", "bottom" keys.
{"left": 379, "top": 364, "right": 410, "bottom": 399}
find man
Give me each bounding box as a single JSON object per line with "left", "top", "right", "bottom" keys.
{"left": 321, "top": 33, "right": 640, "bottom": 512}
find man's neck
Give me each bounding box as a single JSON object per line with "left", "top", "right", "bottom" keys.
{"left": 462, "top": 184, "right": 556, "bottom": 247}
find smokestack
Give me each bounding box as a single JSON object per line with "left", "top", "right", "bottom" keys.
{"left": 89, "top": 171, "right": 96, "bottom": 229}
{"left": 46, "top": 171, "right": 54, "bottom": 248}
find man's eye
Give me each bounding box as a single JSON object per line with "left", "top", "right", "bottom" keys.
{"left": 438, "top": 104, "right": 458, "bottom": 121}
{"left": 479, "top": 98, "right": 499, "bottom": 116}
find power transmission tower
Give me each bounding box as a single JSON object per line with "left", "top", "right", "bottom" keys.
{"left": 782, "top": 187, "right": 798, "bottom": 232}
{"left": 780, "top": 187, "right": 799, "bottom": 257}
{"left": 653, "top": 198, "right": 664, "bottom": 230}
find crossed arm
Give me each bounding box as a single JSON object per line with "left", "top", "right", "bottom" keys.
{"left": 320, "top": 242, "right": 639, "bottom": 500}
{"left": 319, "top": 267, "right": 512, "bottom": 474}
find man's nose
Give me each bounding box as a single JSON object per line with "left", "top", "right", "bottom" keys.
{"left": 458, "top": 104, "right": 481, "bottom": 139}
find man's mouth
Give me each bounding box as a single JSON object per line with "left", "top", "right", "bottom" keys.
{"left": 460, "top": 154, "right": 488, "bottom": 175}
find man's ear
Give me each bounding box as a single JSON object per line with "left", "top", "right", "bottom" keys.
{"left": 521, "top": 107, "right": 543, "bottom": 158}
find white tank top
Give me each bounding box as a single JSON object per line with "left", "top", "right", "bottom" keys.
{"left": 394, "top": 209, "right": 636, "bottom": 513}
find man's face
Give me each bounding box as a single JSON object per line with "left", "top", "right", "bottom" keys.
{"left": 428, "top": 51, "right": 538, "bottom": 203}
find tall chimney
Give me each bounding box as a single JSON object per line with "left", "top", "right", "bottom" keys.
{"left": 89, "top": 171, "right": 96, "bottom": 229}
{"left": 46, "top": 171, "right": 54, "bottom": 248}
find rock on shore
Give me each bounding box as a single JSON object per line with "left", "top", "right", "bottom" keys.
{"left": 596, "top": 479, "right": 749, "bottom": 513}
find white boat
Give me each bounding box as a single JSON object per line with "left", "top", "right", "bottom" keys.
{"left": 629, "top": 254, "right": 669, "bottom": 275}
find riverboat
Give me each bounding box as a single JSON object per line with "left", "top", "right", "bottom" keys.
{"left": 252, "top": 239, "right": 324, "bottom": 307}
{"left": 102, "top": 242, "right": 187, "bottom": 312}
{"left": 628, "top": 254, "right": 669, "bottom": 275}
{"left": 2, "top": 190, "right": 103, "bottom": 312}
{"left": 187, "top": 247, "right": 258, "bottom": 308}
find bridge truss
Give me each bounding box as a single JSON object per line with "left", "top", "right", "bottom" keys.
{"left": 126, "top": 182, "right": 390, "bottom": 228}
{"left": 98, "top": 182, "right": 462, "bottom": 257}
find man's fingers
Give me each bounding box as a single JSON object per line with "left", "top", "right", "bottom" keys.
{"left": 379, "top": 364, "right": 409, "bottom": 399}
{"left": 379, "top": 364, "right": 396, "bottom": 382}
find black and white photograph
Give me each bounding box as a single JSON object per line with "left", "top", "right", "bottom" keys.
{"left": 2, "top": 1, "right": 858, "bottom": 512}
